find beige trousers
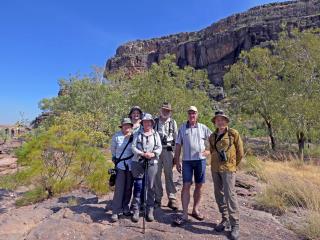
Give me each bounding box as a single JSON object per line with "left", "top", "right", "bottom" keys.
{"left": 154, "top": 148, "right": 177, "bottom": 202}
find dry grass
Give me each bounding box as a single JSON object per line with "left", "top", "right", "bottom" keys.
{"left": 248, "top": 157, "right": 320, "bottom": 239}
{"left": 300, "top": 211, "right": 320, "bottom": 240}
{"left": 239, "top": 155, "right": 266, "bottom": 181}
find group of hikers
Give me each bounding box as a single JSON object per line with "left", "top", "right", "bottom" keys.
{"left": 110, "top": 103, "right": 244, "bottom": 240}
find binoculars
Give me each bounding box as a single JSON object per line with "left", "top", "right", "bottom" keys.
{"left": 219, "top": 150, "right": 228, "bottom": 162}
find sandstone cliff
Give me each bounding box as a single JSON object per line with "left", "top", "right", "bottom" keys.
{"left": 104, "top": 0, "right": 320, "bottom": 98}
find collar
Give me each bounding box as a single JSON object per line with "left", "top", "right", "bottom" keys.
{"left": 159, "top": 116, "right": 171, "bottom": 124}
{"left": 141, "top": 128, "right": 155, "bottom": 136}
{"left": 186, "top": 121, "right": 198, "bottom": 129}
{"left": 214, "top": 127, "right": 229, "bottom": 135}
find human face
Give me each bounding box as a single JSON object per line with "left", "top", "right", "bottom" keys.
{"left": 160, "top": 108, "right": 171, "bottom": 119}
{"left": 142, "top": 120, "right": 153, "bottom": 131}
{"left": 121, "top": 124, "right": 133, "bottom": 135}
{"left": 214, "top": 116, "right": 228, "bottom": 130}
{"left": 187, "top": 111, "right": 198, "bottom": 124}
{"left": 131, "top": 110, "right": 141, "bottom": 121}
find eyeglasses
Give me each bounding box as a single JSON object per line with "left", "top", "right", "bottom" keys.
{"left": 188, "top": 111, "right": 197, "bottom": 115}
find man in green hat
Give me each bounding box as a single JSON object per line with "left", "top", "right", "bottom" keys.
{"left": 209, "top": 110, "right": 244, "bottom": 240}
{"left": 154, "top": 102, "right": 178, "bottom": 210}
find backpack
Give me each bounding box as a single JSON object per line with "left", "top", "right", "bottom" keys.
{"left": 154, "top": 117, "right": 176, "bottom": 137}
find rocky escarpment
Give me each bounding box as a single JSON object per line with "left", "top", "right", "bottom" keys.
{"left": 104, "top": 0, "right": 320, "bottom": 98}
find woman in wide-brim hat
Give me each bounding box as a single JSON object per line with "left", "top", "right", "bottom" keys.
{"left": 128, "top": 106, "right": 143, "bottom": 133}
{"left": 130, "top": 113, "right": 162, "bottom": 223}
{"left": 110, "top": 117, "right": 134, "bottom": 223}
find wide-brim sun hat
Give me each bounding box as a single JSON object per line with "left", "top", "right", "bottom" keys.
{"left": 141, "top": 113, "right": 155, "bottom": 125}
{"left": 161, "top": 102, "right": 172, "bottom": 111}
{"left": 119, "top": 117, "right": 134, "bottom": 128}
{"left": 129, "top": 106, "right": 143, "bottom": 116}
{"left": 212, "top": 110, "right": 230, "bottom": 123}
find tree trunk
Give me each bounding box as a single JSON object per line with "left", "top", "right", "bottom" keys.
{"left": 46, "top": 186, "right": 54, "bottom": 198}
{"left": 266, "top": 120, "right": 276, "bottom": 151}
{"left": 297, "top": 131, "right": 306, "bottom": 161}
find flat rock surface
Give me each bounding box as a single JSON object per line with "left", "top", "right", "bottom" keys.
{"left": 0, "top": 168, "right": 300, "bottom": 240}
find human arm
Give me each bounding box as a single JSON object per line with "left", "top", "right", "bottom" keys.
{"left": 234, "top": 131, "right": 244, "bottom": 166}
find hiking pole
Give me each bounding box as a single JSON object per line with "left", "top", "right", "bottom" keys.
{"left": 142, "top": 158, "right": 148, "bottom": 234}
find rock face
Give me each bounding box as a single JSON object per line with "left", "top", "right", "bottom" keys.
{"left": 104, "top": 0, "right": 320, "bottom": 90}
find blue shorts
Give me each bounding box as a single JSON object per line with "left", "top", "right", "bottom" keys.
{"left": 182, "top": 159, "right": 206, "bottom": 184}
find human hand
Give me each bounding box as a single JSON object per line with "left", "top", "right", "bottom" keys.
{"left": 202, "top": 150, "right": 210, "bottom": 157}
{"left": 144, "top": 152, "right": 155, "bottom": 159}
{"left": 176, "top": 161, "right": 182, "bottom": 174}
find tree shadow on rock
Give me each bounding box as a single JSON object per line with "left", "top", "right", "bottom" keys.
{"left": 69, "top": 204, "right": 112, "bottom": 223}
{"left": 51, "top": 195, "right": 113, "bottom": 223}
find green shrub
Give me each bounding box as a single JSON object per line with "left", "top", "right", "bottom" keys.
{"left": 124, "top": 54, "right": 215, "bottom": 127}
{"left": 15, "top": 123, "right": 110, "bottom": 199}
{"left": 0, "top": 174, "right": 18, "bottom": 190}
{"left": 15, "top": 187, "right": 48, "bottom": 206}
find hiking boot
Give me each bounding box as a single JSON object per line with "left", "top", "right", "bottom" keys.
{"left": 168, "top": 199, "right": 178, "bottom": 211}
{"left": 214, "top": 220, "right": 231, "bottom": 232}
{"left": 131, "top": 211, "right": 139, "bottom": 223}
{"left": 123, "top": 211, "right": 132, "bottom": 217}
{"left": 146, "top": 208, "right": 155, "bottom": 222}
{"left": 110, "top": 214, "right": 118, "bottom": 223}
{"left": 154, "top": 200, "right": 161, "bottom": 209}
{"left": 140, "top": 205, "right": 145, "bottom": 212}
{"left": 230, "top": 226, "right": 240, "bottom": 240}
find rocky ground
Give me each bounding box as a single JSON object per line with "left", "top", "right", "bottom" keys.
{"left": 0, "top": 138, "right": 301, "bottom": 240}
{"left": 0, "top": 138, "right": 21, "bottom": 175}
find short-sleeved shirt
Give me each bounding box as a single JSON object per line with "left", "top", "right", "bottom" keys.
{"left": 176, "top": 122, "right": 212, "bottom": 161}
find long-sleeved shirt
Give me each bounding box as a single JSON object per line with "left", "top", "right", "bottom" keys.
{"left": 111, "top": 131, "right": 134, "bottom": 171}
{"left": 209, "top": 127, "right": 244, "bottom": 172}
{"left": 154, "top": 117, "right": 177, "bottom": 148}
{"left": 132, "top": 129, "right": 162, "bottom": 163}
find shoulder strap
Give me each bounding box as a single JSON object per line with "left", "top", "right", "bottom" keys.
{"left": 140, "top": 132, "right": 157, "bottom": 152}
{"left": 214, "top": 130, "right": 233, "bottom": 153}
{"left": 169, "top": 118, "right": 175, "bottom": 135}
{"left": 153, "top": 132, "right": 157, "bottom": 150}
{"left": 154, "top": 117, "right": 159, "bottom": 131}
{"left": 115, "top": 135, "right": 133, "bottom": 166}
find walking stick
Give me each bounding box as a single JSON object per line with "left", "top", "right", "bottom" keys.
{"left": 142, "top": 158, "right": 148, "bottom": 234}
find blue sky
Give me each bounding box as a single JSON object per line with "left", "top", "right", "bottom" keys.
{"left": 0, "top": 0, "right": 282, "bottom": 124}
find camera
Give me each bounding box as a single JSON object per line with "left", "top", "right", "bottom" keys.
{"left": 161, "top": 135, "right": 175, "bottom": 147}
{"left": 108, "top": 168, "right": 117, "bottom": 187}
{"left": 108, "top": 168, "right": 117, "bottom": 175}
{"left": 161, "top": 135, "right": 168, "bottom": 146}
{"left": 219, "top": 150, "right": 228, "bottom": 162}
